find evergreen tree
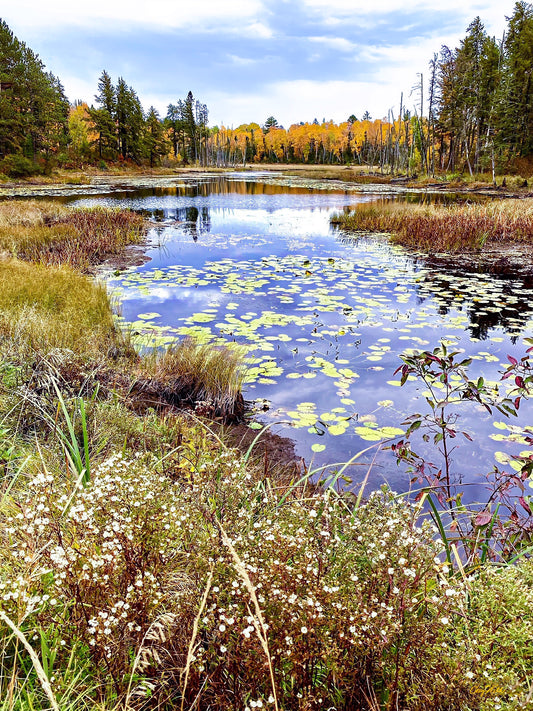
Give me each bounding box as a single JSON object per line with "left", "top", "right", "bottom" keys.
{"left": 0, "top": 20, "right": 68, "bottom": 167}
{"left": 183, "top": 91, "right": 197, "bottom": 163}
{"left": 499, "top": 1, "right": 533, "bottom": 156}
{"left": 263, "top": 116, "right": 279, "bottom": 132}
{"left": 144, "top": 106, "right": 168, "bottom": 167}
{"left": 115, "top": 78, "right": 144, "bottom": 162}
{"left": 90, "top": 70, "right": 117, "bottom": 158}
{"left": 165, "top": 102, "right": 182, "bottom": 158}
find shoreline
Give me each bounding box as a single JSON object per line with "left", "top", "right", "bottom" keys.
{"left": 1, "top": 165, "right": 532, "bottom": 200}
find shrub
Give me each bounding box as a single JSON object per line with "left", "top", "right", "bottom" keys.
{"left": 0, "top": 154, "right": 41, "bottom": 178}
{"left": 450, "top": 561, "right": 533, "bottom": 710}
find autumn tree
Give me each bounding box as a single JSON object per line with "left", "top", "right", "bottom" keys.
{"left": 68, "top": 102, "right": 92, "bottom": 162}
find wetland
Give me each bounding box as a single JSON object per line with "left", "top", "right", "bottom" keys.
{"left": 59, "top": 171, "right": 533, "bottom": 501}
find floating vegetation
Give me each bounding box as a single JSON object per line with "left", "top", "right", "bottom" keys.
{"left": 97, "top": 178, "right": 533, "bottom": 493}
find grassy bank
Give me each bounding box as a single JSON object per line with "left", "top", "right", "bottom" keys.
{"left": 1, "top": 384, "right": 532, "bottom": 710}
{"left": 0, "top": 201, "right": 147, "bottom": 269}
{"left": 1, "top": 198, "right": 533, "bottom": 709}
{"left": 332, "top": 198, "right": 533, "bottom": 252}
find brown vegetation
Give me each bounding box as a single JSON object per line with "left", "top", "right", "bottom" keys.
{"left": 0, "top": 200, "right": 146, "bottom": 269}
{"left": 332, "top": 198, "right": 533, "bottom": 252}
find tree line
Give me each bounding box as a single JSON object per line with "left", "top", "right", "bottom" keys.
{"left": 0, "top": 19, "right": 69, "bottom": 176}
{"left": 0, "top": 19, "right": 209, "bottom": 175}
{"left": 430, "top": 1, "right": 533, "bottom": 176}
{"left": 1, "top": 3, "right": 533, "bottom": 177}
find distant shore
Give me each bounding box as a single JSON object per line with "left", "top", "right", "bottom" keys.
{"left": 1, "top": 163, "right": 532, "bottom": 200}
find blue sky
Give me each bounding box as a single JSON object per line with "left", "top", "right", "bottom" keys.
{"left": 2, "top": 0, "right": 516, "bottom": 128}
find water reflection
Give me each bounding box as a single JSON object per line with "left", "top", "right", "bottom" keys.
{"left": 150, "top": 206, "right": 212, "bottom": 241}
{"left": 334, "top": 216, "right": 533, "bottom": 340}
{"left": 414, "top": 265, "right": 533, "bottom": 341}
{"left": 66, "top": 174, "right": 533, "bottom": 501}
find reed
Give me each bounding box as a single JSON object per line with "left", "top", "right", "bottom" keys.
{"left": 138, "top": 338, "right": 246, "bottom": 421}
{"left": 332, "top": 198, "right": 533, "bottom": 252}
{"left": 0, "top": 201, "right": 146, "bottom": 269}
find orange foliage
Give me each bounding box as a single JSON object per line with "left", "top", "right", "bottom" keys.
{"left": 210, "top": 117, "right": 406, "bottom": 166}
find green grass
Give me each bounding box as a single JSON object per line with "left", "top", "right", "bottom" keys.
{"left": 332, "top": 198, "right": 533, "bottom": 252}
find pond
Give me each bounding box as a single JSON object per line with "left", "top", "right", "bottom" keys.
{"left": 70, "top": 172, "right": 533, "bottom": 504}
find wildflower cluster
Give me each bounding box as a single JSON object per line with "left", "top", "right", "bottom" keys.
{"left": 1, "top": 443, "right": 531, "bottom": 709}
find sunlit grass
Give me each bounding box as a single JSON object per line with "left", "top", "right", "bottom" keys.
{"left": 140, "top": 338, "right": 246, "bottom": 421}
{"left": 0, "top": 259, "right": 125, "bottom": 356}
{"left": 332, "top": 198, "right": 533, "bottom": 251}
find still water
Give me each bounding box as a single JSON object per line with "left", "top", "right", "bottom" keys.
{"left": 71, "top": 173, "right": 533, "bottom": 501}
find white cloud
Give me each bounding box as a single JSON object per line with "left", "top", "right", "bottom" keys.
{"left": 245, "top": 21, "right": 274, "bottom": 39}
{"left": 2, "top": 0, "right": 264, "bottom": 31}
{"left": 228, "top": 54, "right": 258, "bottom": 66}
{"left": 60, "top": 75, "right": 100, "bottom": 105}
{"left": 210, "top": 78, "right": 416, "bottom": 128}
{"left": 309, "top": 36, "right": 356, "bottom": 52}
{"left": 302, "top": 0, "right": 515, "bottom": 37}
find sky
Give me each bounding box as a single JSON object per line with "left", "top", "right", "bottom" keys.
{"left": 1, "top": 0, "right": 518, "bottom": 128}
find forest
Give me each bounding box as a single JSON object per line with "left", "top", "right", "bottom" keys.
{"left": 1, "top": 2, "right": 533, "bottom": 177}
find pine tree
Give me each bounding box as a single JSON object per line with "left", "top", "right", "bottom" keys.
{"left": 144, "top": 106, "right": 168, "bottom": 167}
{"left": 0, "top": 20, "right": 68, "bottom": 168}
{"left": 499, "top": 1, "right": 533, "bottom": 157}
{"left": 90, "top": 70, "right": 117, "bottom": 158}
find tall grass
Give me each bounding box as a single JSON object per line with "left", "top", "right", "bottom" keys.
{"left": 1, "top": 424, "right": 532, "bottom": 710}
{"left": 332, "top": 198, "right": 533, "bottom": 251}
{"left": 0, "top": 260, "right": 123, "bottom": 356}
{"left": 138, "top": 339, "right": 246, "bottom": 421}
{"left": 0, "top": 201, "right": 146, "bottom": 269}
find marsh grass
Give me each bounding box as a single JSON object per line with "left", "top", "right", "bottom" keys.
{"left": 137, "top": 339, "right": 246, "bottom": 421}
{"left": 332, "top": 198, "right": 533, "bottom": 252}
{"left": 0, "top": 201, "right": 146, "bottom": 269}
{"left": 0, "top": 260, "right": 123, "bottom": 356}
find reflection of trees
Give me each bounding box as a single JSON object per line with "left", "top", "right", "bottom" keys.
{"left": 334, "top": 228, "right": 533, "bottom": 341}
{"left": 178, "top": 206, "right": 211, "bottom": 241}
{"left": 104, "top": 177, "right": 343, "bottom": 201}
{"left": 413, "top": 256, "right": 533, "bottom": 340}
{"left": 144, "top": 206, "right": 211, "bottom": 241}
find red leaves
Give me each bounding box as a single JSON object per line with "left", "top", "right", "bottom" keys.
{"left": 474, "top": 512, "right": 492, "bottom": 527}
{"left": 519, "top": 497, "right": 532, "bottom": 516}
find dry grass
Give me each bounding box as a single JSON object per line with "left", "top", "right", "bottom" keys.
{"left": 332, "top": 198, "right": 533, "bottom": 252}
{"left": 0, "top": 259, "right": 124, "bottom": 356}
{"left": 137, "top": 339, "right": 246, "bottom": 421}
{"left": 0, "top": 200, "right": 146, "bottom": 269}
